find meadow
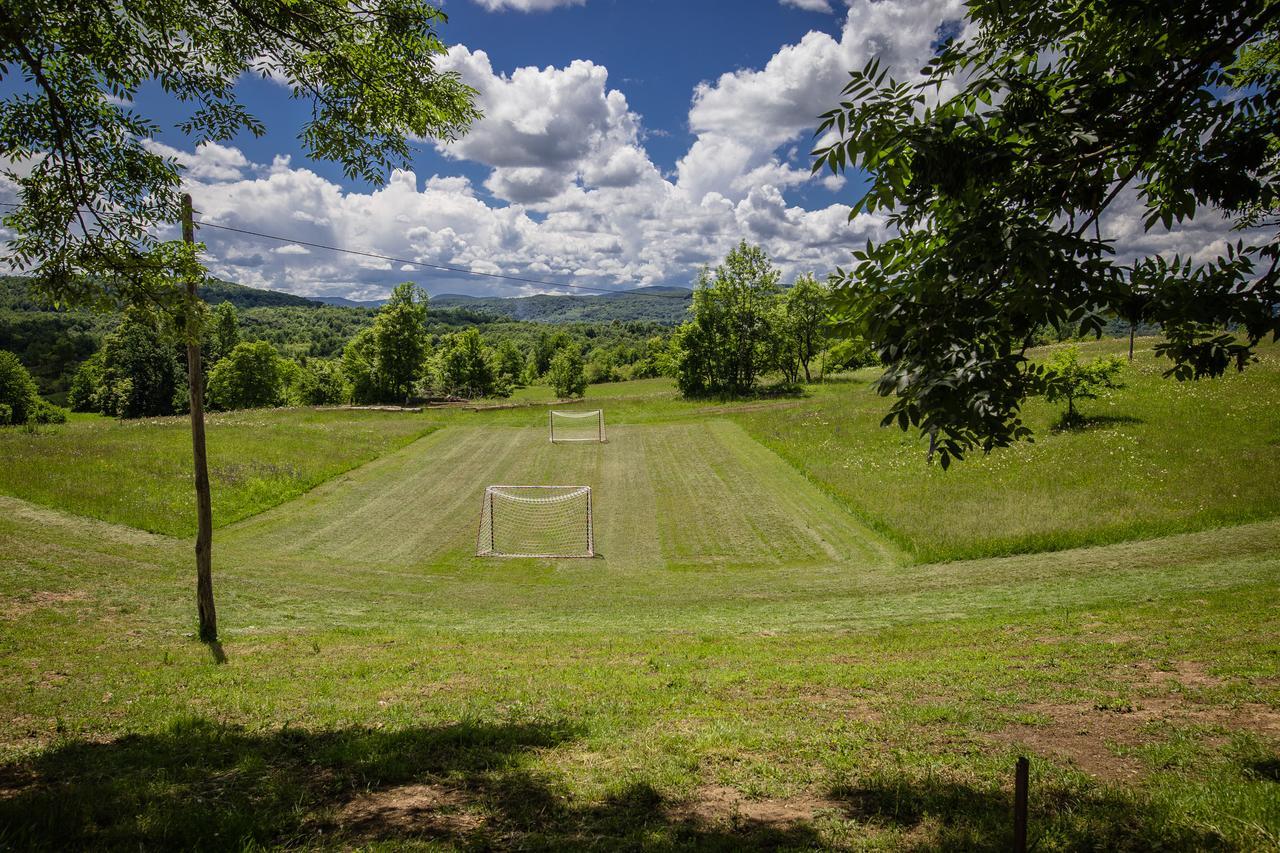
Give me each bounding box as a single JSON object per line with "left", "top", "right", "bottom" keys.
{"left": 0, "top": 338, "right": 1277, "bottom": 850}
{"left": 735, "top": 338, "right": 1280, "bottom": 562}
{"left": 0, "top": 409, "right": 437, "bottom": 536}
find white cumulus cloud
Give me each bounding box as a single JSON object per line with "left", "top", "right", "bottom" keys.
{"left": 781, "top": 0, "right": 835, "bottom": 13}
{"left": 468, "top": 0, "right": 586, "bottom": 12}
{"left": 27, "top": 0, "right": 1235, "bottom": 303}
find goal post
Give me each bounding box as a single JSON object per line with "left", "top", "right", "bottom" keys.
{"left": 476, "top": 485, "right": 594, "bottom": 558}
{"left": 550, "top": 409, "right": 605, "bottom": 443}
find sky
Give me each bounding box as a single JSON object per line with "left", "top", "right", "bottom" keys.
{"left": 5, "top": 0, "right": 1247, "bottom": 301}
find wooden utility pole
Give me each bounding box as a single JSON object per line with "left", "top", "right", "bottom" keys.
{"left": 182, "top": 194, "right": 217, "bottom": 641}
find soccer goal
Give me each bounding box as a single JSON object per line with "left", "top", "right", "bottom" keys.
{"left": 476, "top": 485, "right": 595, "bottom": 558}
{"left": 549, "top": 409, "right": 605, "bottom": 443}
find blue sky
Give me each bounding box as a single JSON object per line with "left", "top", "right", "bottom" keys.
{"left": 148, "top": 0, "right": 850, "bottom": 206}
{"left": 4, "top": 0, "right": 1236, "bottom": 301}
{"left": 113, "top": 0, "right": 963, "bottom": 301}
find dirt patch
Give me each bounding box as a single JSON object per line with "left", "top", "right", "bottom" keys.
{"left": 672, "top": 784, "right": 844, "bottom": 828}
{"left": 337, "top": 783, "right": 483, "bottom": 838}
{"left": 991, "top": 704, "right": 1147, "bottom": 781}
{"left": 1133, "top": 659, "right": 1224, "bottom": 690}
{"left": 1, "top": 590, "right": 89, "bottom": 619}
{"left": 991, "top": 688, "right": 1280, "bottom": 781}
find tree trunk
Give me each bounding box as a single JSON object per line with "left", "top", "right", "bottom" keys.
{"left": 182, "top": 194, "right": 217, "bottom": 642}
{"left": 1129, "top": 324, "right": 1136, "bottom": 361}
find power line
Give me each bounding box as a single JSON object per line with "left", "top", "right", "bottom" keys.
{"left": 195, "top": 220, "right": 691, "bottom": 300}
{"left": 0, "top": 199, "right": 693, "bottom": 301}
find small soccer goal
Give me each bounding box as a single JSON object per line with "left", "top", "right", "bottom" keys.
{"left": 550, "top": 409, "right": 605, "bottom": 443}
{"left": 476, "top": 485, "right": 595, "bottom": 558}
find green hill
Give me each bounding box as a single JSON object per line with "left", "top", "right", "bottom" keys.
{"left": 431, "top": 287, "right": 691, "bottom": 325}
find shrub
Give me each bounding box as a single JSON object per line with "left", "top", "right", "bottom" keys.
{"left": 824, "top": 337, "right": 878, "bottom": 373}
{"left": 207, "top": 341, "right": 286, "bottom": 410}
{"left": 290, "top": 359, "right": 348, "bottom": 406}
{"left": 31, "top": 399, "right": 68, "bottom": 424}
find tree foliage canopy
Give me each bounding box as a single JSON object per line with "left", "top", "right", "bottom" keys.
{"left": 675, "top": 242, "right": 782, "bottom": 397}
{"left": 432, "top": 327, "right": 501, "bottom": 399}
{"left": 207, "top": 340, "right": 284, "bottom": 410}
{"left": 371, "top": 282, "right": 429, "bottom": 403}
{"left": 0, "top": 0, "right": 479, "bottom": 306}
{"left": 73, "top": 309, "right": 183, "bottom": 418}
{"left": 814, "top": 0, "right": 1280, "bottom": 466}
{"left": 1042, "top": 345, "right": 1125, "bottom": 427}
{"left": 547, "top": 345, "right": 587, "bottom": 399}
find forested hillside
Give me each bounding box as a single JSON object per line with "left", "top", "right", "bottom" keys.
{"left": 0, "top": 276, "right": 679, "bottom": 403}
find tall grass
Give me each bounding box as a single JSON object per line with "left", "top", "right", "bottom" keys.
{"left": 734, "top": 339, "right": 1280, "bottom": 562}
{"left": 0, "top": 408, "right": 436, "bottom": 536}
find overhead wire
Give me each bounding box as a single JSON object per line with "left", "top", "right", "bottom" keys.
{"left": 0, "top": 200, "right": 692, "bottom": 301}
{"left": 194, "top": 220, "right": 692, "bottom": 300}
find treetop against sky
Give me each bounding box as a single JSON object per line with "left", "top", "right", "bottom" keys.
{"left": 0, "top": 0, "right": 1245, "bottom": 303}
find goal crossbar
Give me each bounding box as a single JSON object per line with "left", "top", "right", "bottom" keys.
{"left": 549, "top": 409, "right": 605, "bottom": 443}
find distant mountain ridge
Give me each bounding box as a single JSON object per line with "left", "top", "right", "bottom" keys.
{"left": 429, "top": 286, "right": 691, "bottom": 324}
{"left": 310, "top": 295, "right": 387, "bottom": 308}
{"left": 1, "top": 274, "right": 692, "bottom": 325}
{"left": 306, "top": 286, "right": 692, "bottom": 324}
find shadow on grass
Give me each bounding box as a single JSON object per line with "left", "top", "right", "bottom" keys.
{"left": 1050, "top": 413, "right": 1145, "bottom": 433}
{"left": 0, "top": 716, "right": 825, "bottom": 851}
{"left": 1245, "top": 756, "right": 1280, "bottom": 782}
{"left": 832, "top": 770, "right": 1228, "bottom": 851}
{"left": 205, "top": 639, "right": 227, "bottom": 665}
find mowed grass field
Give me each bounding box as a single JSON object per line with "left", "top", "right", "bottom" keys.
{"left": 1, "top": 338, "right": 1278, "bottom": 850}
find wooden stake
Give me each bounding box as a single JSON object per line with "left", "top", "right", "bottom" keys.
{"left": 1013, "top": 756, "right": 1029, "bottom": 853}
{"left": 182, "top": 194, "right": 217, "bottom": 642}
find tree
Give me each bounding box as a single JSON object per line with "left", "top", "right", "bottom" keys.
{"left": 209, "top": 301, "right": 241, "bottom": 366}
{"left": 342, "top": 327, "right": 388, "bottom": 405}
{"left": 95, "top": 310, "right": 184, "bottom": 418}
{"left": 494, "top": 340, "right": 526, "bottom": 387}
{"left": 290, "top": 359, "right": 348, "bottom": 406}
{"left": 0, "top": 350, "right": 66, "bottom": 425}
{"left": 66, "top": 351, "right": 103, "bottom": 412}
{"left": 206, "top": 341, "right": 285, "bottom": 410}
{"left": 674, "top": 242, "right": 781, "bottom": 397}
{"left": 547, "top": 345, "right": 587, "bottom": 399}
{"left": 782, "top": 275, "right": 829, "bottom": 383}
{"left": 372, "top": 283, "right": 430, "bottom": 404}
{"left": 585, "top": 348, "right": 622, "bottom": 384}
{"left": 432, "top": 328, "right": 500, "bottom": 398}
{"left": 1042, "top": 346, "right": 1125, "bottom": 428}
{"left": 0, "top": 349, "right": 39, "bottom": 425}
{"left": 0, "top": 1, "right": 479, "bottom": 639}
{"left": 814, "top": 0, "right": 1280, "bottom": 466}
{"left": 532, "top": 330, "right": 574, "bottom": 378}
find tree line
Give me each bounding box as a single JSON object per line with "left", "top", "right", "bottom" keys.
{"left": 51, "top": 282, "right": 668, "bottom": 417}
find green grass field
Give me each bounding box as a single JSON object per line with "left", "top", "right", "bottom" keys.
{"left": 0, "top": 409, "right": 438, "bottom": 536}
{"left": 1, "top": 338, "right": 1277, "bottom": 850}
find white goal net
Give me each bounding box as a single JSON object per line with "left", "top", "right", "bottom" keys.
{"left": 550, "top": 409, "right": 605, "bottom": 443}
{"left": 476, "top": 485, "right": 595, "bottom": 558}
